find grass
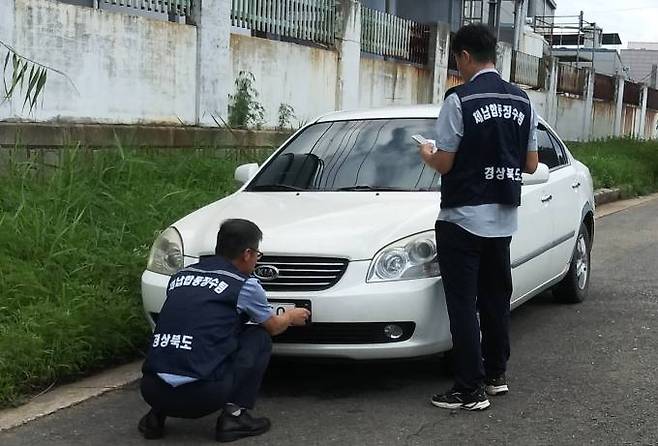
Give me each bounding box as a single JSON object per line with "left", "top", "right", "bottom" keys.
{"left": 0, "top": 146, "right": 270, "bottom": 408}
{"left": 568, "top": 138, "right": 658, "bottom": 198}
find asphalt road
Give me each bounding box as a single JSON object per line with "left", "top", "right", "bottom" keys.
{"left": 2, "top": 198, "right": 658, "bottom": 446}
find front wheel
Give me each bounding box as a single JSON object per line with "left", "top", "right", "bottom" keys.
{"left": 553, "top": 222, "right": 591, "bottom": 304}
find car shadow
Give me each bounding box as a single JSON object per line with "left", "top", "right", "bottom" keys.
{"left": 261, "top": 354, "right": 451, "bottom": 399}
{"left": 260, "top": 290, "right": 561, "bottom": 400}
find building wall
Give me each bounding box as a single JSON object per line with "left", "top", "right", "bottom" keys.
{"left": 620, "top": 49, "right": 658, "bottom": 84}
{"left": 369, "top": 0, "right": 463, "bottom": 31}
{"left": 629, "top": 42, "right": 658, "bottom": 51}
{"left": 0, "top": 0, "right": 197, "bottom": 124}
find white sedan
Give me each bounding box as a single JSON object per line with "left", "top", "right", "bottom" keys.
{"left": 142, "top": 105, "right": 595, "bottom": 360}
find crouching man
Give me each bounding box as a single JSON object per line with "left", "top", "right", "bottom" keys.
{"left": 138, "top": 218, "right": 310, "bottom": 442}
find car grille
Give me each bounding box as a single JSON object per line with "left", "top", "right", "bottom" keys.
{"left": 273, "top": 322, "right": 416, "bottom": 344}
{"left": 255, "top": 256, "right": 348, "bottom": 292}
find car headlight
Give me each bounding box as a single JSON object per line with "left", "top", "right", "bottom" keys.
{"left": 367, "top": 231, "right": 440, "bottom": 282}
{"left": 146, "top": 227, "right": 184, "bottom": 275}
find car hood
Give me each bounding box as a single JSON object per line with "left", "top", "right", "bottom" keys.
{"left": 175, "top": 191, "right": 441, "bottom": 260}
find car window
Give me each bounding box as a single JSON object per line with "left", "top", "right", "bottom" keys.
{"left": 536, "top": 124, "right": 561, "bottom": 169}
{"left": 547, "top": 130, "right": 569, "bottom": 167}
{"left": 248, "top": 119, "right": 441, "bottom": 191}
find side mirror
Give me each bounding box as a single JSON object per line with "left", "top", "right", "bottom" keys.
{"left": 522, "top": 163, "right": 549, "bottom": 186}
{"left": 234, "top": 163, "right": 259, "bottom": 186}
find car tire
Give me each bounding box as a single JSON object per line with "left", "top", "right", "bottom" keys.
{"left": 553, "top": 222, "right": 591, "bottom": 304}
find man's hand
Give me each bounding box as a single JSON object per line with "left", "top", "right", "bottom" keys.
{"left": 262, "top": 307, "right": 311, "bottom": 336}
{"left": 288, "top": 308, "right": 311, "bottom": 326}
{"left": 419, "top": 143, "right": 435, "bottom": 164}
{"left": 419, "top": 144, "right": 455, "bottom": 175}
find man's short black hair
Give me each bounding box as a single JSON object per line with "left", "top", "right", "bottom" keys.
{"left": 215, "top": 219, "right": 263, "bottom": 259}
{"left": 451, "top": 24, "right": 497, "bottom": 63}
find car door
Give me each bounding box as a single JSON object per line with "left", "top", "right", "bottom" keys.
{"left": 510, "top": 127, "right": 555, "bottom": 304}
{"left": 542, "top": 125, "right": 582, "bottom": 278}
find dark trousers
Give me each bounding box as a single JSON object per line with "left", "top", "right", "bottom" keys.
{"left": 436, "top": 220, "right": 513, "bottom": 392}
{"left": 140, "top": 325, "right": 272, "bottom": 419}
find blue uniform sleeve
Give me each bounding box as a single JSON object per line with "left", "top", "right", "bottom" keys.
{"left": 434, "top": 93, "right": 464, "bottom": 153}
{"left": 237, "top": 278, "right": 274, "bottom": 324}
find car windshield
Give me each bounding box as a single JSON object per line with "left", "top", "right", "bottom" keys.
{"left": 246, "top": 118, "right": 441, "bottom": 192}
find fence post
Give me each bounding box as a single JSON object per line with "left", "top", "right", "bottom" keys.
{"left": 191, "top": 0, "right": 232, "bottom": 126}
{"left": 428, "top": 22, "right": 450, "bottom": 105}
{"left": 544, "top": 57, "right": 559, "bottom": 129}
{"left": 496, "top": 42, "right": 512, "bottom": 82}
{"left": 613, "top": 75, "right": 625, "bottom": 137}
{"left": 581, "top": 67, "right": 594, "bottom": 141}
{"left": 335, "top": 0, "right": 361, "bottom": 110}
{"left": 638, "top": 84, "right": 648, "bottom": 139}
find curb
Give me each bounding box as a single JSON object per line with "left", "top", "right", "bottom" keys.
{"left": 0, "top": 360, "right": 142, "bottom": 432}
{"left": 594, "top": 192, "right": 658, "bottom": 220}
{"left": 594, "top": 188, "right": 622, "bottom": 206}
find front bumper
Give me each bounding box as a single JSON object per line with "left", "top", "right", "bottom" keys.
{"left": 141, "top": 260, "right": 452, "bottom": 360}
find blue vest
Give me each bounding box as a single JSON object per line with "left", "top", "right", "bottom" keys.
{"left": 142, "top": 257, "right": 251, "bottom": 381}
{"left": 441, "top": 72, "right": 531, "bottom": 208}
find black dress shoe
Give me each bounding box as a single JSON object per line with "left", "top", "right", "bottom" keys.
{"left": 138, "top": 409, "right": 166, "bottom": 439}
{"left": 216, "top": 410, "right": 271, "bottom": 442}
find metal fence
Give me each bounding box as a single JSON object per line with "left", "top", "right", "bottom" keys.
{"left": 231, "top": 0, "right": 335, "bottom": 46}
{"left": 510, "top": 51, "right": 544, "bottom": 89}
{"left": 446, "top": 70, "right": 463, "bottom": 90}
{"left": 100, "top": 0, "right": 192, "bottom": 18}
{"left": 557, "top": 64, "right": 586, "bottom": 96}
{"left": 623, "top": 80, "right": 641, "bottom": 106}
{"left": 593, "top": 74, "right": 615, "bottom": 101}
{"left": 361, "top": 7, "right": 430, "bottom": 65}
{"left": 648, "top": 88, "right": 658, "bottom": 111}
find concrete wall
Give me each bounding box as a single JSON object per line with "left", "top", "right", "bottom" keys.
{"left": 1, "top": 0, "right": 654, "bottom": 142}
{"left": 0, "top": 0, "right": 197, "bottom": 124}
{"left": 555, "top": 96, "right": 587, "bottom": 141}
{"left": 230, "top": 34, "right": 338, "bottom": 127}
{"left": 622, "top": 105, "right": 639, "bottom": 137}
{"left": 359, "top": 56, "right": 431, "bottom": 108}
{"left": 646, "top": 110, "right": 658, "bottom": 139}
{"left": 525, "top": 89, "right": 548, "bottom": 120}
{"left": 592, "top": 101, "right": 616, "bottom": 140}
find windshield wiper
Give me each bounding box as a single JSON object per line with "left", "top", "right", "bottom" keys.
{"left": 250, "top": 184, "right": 306, "bottom": 191}
{"left": 335, "top": 185, "right": 411, "bottom": 192}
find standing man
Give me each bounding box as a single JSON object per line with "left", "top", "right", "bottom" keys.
{"left": 138, "top": 219, "right": 310, "bottom": 441}
{"left": 419, "top": 24, "right": 539, "bottom": 411}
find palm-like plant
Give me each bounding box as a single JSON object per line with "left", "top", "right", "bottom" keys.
{"left": 1, "top": 39, "right": 73, "bottom": 113}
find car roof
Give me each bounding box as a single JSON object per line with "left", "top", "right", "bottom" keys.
{"left": 314, "top": 105, "right": 441, "bottom": 122}
{"left": 314, "top": 104, "right": 548, "bottom": 126}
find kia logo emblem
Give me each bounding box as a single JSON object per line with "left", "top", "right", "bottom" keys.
{"left": 254, "top": 265, "right": 280, "bottom": 281}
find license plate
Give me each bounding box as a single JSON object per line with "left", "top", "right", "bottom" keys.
{"left": 269, "top": 302, "right": 297, "bottom": 316}
{"left": 267, "top": 299, "right": 312, "bottom": 323}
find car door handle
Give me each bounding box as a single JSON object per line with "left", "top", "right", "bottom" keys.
{"left": 541, "top": 194, "right": 553, "bottom": 203}
{"left": 571, "top": 181, "right": 581, "bottom": 189}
